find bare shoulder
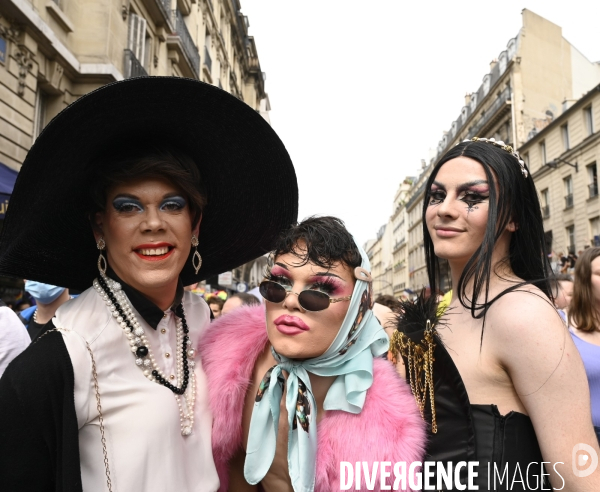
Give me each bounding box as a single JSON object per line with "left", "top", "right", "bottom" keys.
{"left": 483, "top": 285, "right": 577, "bottom": 390}
{"left": 485, "top": 285, "right": 565, "bottom": 343}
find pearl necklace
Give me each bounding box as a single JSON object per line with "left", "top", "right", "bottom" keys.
{"left": 93, "top": 273, "right": 197, "bottom": 436}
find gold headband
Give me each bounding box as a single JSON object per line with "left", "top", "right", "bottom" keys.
{"left": 465, "top": 137, "right": 528, "bottom": 178}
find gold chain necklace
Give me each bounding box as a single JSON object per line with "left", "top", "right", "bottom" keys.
{"left": 389, "top": 319, "right": 437, "bottom": 433}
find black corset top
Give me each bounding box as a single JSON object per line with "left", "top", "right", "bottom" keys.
{"left": 399, "top": 329, "right": 549, "bottom": 491}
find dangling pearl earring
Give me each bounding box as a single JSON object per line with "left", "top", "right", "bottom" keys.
{"left": 97, "top": 237, "right": 107, "bottom": 275}
{"left": 191, "top": 235, "right": 202, "bottom": 275}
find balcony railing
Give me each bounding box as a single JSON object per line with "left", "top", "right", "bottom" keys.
{"left": 171, "top": 10, "right": 200, "bottom": 77}
{"left": 467, "top": 86, "right": 511, "bottom": 139}
{"left": 203, "top": 46, "right": 212, "bottom": 74}
{"left": 564, "top": 194, "right": 574, "bottom": 209}
{"left": 393, "top": 237, "right": 406, "bottom": 252}
{"left": 589, "top": 183, "right": 599, "bottom": 198}
{"left": 123, "top": 49, "right": 148, "bottom": 79}
{"left": 542, "top": 205, "right": 550, "bottom": 219}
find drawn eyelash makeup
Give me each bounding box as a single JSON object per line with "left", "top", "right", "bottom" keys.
{"left": 428, "top": 189, "right": 445, "bottom": 205}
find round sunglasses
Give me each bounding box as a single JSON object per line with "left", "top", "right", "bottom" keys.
{"left": 259, "top": 280, "right": 352, "bottom": 312}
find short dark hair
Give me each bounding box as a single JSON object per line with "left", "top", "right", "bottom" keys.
{"left": 89, "top": 143, "right": 206, "bottom": 227}
{"left": 423, "top": 141, "right": 552, "bottom": 321}
{"left": 375, "top": 294, "right": 401, "bottom": 312}
{"left": 230, "top": 293, "right": 261, "bottom": 306}
{"left": 207, "top": 296, "right": 224, "bottom": 309}
{"left": 271, "top": 216, "right": 361, "bottom": 270}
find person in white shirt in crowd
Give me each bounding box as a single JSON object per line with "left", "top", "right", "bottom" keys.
{"left": 0, "top": 302, "right": 29, "bottom": 378}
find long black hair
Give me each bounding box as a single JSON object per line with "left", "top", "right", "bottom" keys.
{"left": 423, "top": 140, "right": 552, "bottom": 320}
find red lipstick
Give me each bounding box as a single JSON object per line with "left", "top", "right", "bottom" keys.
{"left": 134, "top": 242, "right": 174, "bottom": 261}
{"left": 274, "top": 315, "right": 310, "bottom": 336}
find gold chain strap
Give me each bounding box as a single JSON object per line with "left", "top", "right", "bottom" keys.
{"left": 35, "top": 329, "right": 113, "bottom": 491}
{"left": 389, "top": 320, "right": 437, "bottom": 433}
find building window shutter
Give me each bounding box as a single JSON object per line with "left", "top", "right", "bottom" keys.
{"left": 128, "top": 13, "right": 147, "bottom": 64}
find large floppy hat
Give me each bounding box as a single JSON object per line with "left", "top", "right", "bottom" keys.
{"left": 0, "top": 77, "right": 298, "bottom": 290}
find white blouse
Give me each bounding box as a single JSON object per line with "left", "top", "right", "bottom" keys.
{"left": 54, "top": 287, "right": 219, "bottom": 492}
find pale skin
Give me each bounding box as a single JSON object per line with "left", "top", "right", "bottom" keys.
{"left": 92, "top": 177, "right": 200, "bottom": 310}
{"left": 34, "top": 288, "right": 71, "bottom": 325}
{"left": 396, "top": 156, "right": 600, "bottom": 490}
{"left": 570, "top": 256, "right": 600, "bottom": 347}
{"left": 228, "top": 252, "right": 355, "bottom": 491}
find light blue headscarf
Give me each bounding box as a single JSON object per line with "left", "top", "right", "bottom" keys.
{"left": 244, "top": 242, "right": 389, "bottom": 492}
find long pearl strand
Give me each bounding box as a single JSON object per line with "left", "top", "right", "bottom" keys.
{"left": 93, "top": 274, "right": 197, "bottom": 436}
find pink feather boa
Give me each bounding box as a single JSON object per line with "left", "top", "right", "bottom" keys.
{"left": 198, "top": 305, "right": 425, "bottom": 491}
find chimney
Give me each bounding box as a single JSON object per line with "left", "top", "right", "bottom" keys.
{"left": 465, "top": 92, "right": 471, "bottom": 106}
{"left": 490, "top": 58, "right": 498, "bottom": 71}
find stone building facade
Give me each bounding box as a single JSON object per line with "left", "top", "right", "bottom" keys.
{"left": 520, "top": 84, "right": 600, "bottom": 256}
{"left": 0, "top": 0, "right": 269, "bottom": 172}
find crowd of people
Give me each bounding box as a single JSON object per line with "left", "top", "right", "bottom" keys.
{"left": 0, "top": 78, "right": 599, "bottom": 492}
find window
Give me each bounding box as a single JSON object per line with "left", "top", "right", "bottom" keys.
{"left": 564, "top": 176, "right": 573, "bottom": 208}
{"left": 566, "top": 225, "right": 575, "bottom": 254}
{"left": 540, "top": 141, "right": 546, "bottom": 165}
{"left": 33, "top": 89, "right": 47, "bottom": 139}
{"left": 584, "top": 105, "right": 594, "bottom": 136}
{"left": 588, "top": 163, "right": 598, "bottom": 198}
{"left": 128, "top": 12, "right": 147, "bottom": 66}
{"left": 561, "top": 123, "right": 570, "bottom": 150}
{"left": 541, "top": 188, "right": 550, "bottom": 218}
{"left": 522, "top": 152, "right": 529, "bottom": 167}
{"left": 591, "top": 217, "right": 600, "bottom": 246}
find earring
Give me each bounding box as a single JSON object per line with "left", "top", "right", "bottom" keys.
{"left": 97, "top": 237, "right": 107, "bottom": 275}
{"left": 191, "top": 235, "right": 202, "bottom": 275}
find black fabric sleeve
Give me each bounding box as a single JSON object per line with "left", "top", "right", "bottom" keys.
{"left": 0, "top": 328, "right": 82, "bottom": 492}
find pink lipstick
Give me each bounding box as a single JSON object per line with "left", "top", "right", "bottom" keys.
{"left": 274, "top": 315, "right": 310, "bottom": 336}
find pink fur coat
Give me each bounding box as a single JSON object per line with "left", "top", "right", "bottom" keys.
{"left": 198, "top": 305, "right": 425, "bottom": 491}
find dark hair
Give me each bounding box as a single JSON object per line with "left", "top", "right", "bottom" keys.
{"left": 89, "top": 143, "right": 206, "bottom": 226}
{"left": 375, "top": 294, "right": 402, "bottom": 312}
{"left": 271, "top": 216, "right": 362, "bottom": 270}
{"left": 423, "top": 141, "right": 552, "bottom": 321}
{"left": 569, "top": 247, "right": 600, "bottom": 332}
{"left": 230, "top": 293, "right": 261, "bottom": 307}
{"left": 207, "top": 296, "right": 224, "bottom": 309}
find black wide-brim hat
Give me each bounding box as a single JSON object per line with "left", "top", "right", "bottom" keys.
{"left": 0, "top": 77, "right": 298, "bottom": 290}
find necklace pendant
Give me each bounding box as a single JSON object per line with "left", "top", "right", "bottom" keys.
{"left": 182, "top": 425, "right": 192, "bottom": 436}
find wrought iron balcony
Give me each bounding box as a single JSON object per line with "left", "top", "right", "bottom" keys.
{"left": 467, "top": 86, "right": 511, "bottom": 139}
{"left": 589, "top": 183, "right": 599, "bottom": 198}
{"left": 203, "top": 46, "right": 212, "bottom": 74}
{"left": 541, "top": 205, "right": 550, "bottom": 219}
{"left": 564, "top": 194, "right": 574, "bottom": 209}
{"left": 171, "top": 10, "right": 200, "bottom": 77}
{"left": 123, "top": 49, "right": 148, "bottom": 79}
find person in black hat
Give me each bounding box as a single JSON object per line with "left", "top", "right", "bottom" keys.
{"left": 0, "top": 77, "right": 298, "bottom": 492}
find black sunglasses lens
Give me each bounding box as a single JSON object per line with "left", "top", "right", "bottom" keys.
{"left": 260, "top": 281, "right": 287, "bottom": 303}
{"left": 298, "top": 290, "right": 330, "bottom": 311}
